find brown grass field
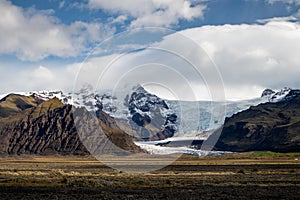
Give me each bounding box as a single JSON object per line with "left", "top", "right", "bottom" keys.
{"left": 0, "top": 152, "right": 299, "bottom": 199}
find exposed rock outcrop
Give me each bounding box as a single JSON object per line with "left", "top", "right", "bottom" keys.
{"left": 212, "top": 90, "right": 300, "bottom": 152}
{"left": 0, "top": 95, "right": 141, "bottom": 155}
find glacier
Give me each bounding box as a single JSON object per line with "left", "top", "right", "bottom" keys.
{"left": 0, "top": 87, "right": 292, "bottom": 156}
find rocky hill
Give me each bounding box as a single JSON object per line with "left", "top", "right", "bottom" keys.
{"left": 0, "top": 94, "right": 141, "bottom": 155}
{"left": 73, "top": 85, "right": 178, "bottom": 141}
{"left": 0, "top": 94, "right": 41, "bottom": 118}
{"left": 212, "top": 90, "right": 300, "bottom": 152}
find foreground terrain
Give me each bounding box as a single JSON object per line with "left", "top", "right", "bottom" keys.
{"left": 0, "top": 153, "right": 299, "bottom": 199}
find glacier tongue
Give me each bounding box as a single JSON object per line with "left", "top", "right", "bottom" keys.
{"left": 135, "top": 141, "right": 231, "bottom": 156}
{"left": 0, "top": 87, "right": 293, "bottom": 138}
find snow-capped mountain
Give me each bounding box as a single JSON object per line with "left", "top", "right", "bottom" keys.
{"left": 71, "top": 84, "right": 178, "bottom": 140}
{"left": 0, "top": 86, "right": 295, "bottom": 156}
{"left": 126, "top": 86, "right": 177, "bottom": 137}
{"left": 0, "top": 90, "right": 73, "bottom": 104}
{"left": 0, "top": 87, "right": 293, "bottom": 139}
{"left": 29, "top": 90, "right": 73, "bottom": 104}
{"left": 261, "top": 87, "right": 291, "bottom": 102}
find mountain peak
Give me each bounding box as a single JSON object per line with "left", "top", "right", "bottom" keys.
{"left": 0, "top": 94, "right": 40, "bottom": 118}
{"left": 261, "top": 89, "right": 275, "bottom": 98}
{"left": 134, "top": 84, "right": 147, "bottom": 92}
{"left": 261, "top": 87, "right": 292, "bottom": 102}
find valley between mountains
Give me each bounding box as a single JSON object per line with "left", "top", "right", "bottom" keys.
{"left": 0, "top": 86, "right": 299, "bottom": 156}
{"left": 0, "top": 87, "right": 299, "bottom": 200}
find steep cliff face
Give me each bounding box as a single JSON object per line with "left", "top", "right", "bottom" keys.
{"left": 74, "top": 85, "right": 178, "bottom": 141}
{"left": 0, "top": 95, "right": 140, "bottom": 155}
{"left": 213, "top": 90, "right": 300, "bottom": 152}
{"left": 126, "top": 86, "right": 177, "bottom": 141}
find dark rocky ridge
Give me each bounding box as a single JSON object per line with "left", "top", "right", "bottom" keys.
{"left": 0, "top": 95, "right": 141, "bottom": 155}
{"left": 125, "top": 86, "right": 177, "bottom": 141}
{"left": 212, "top": 90, "right": 300, "bottom": 152}
{"left": 261, "top": 89, "right": 275, "bottom": 97}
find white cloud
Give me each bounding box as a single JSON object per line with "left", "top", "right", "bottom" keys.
{"left": 59, "top": 1, "right": 66, "bottom": 9}
{"left": 0, "top": 0, "right": 115, "bottom": 61}
{"left": 111, "top": 15, "right": 128, "bottom": 24}
{"left": 257, "top": 16, "right": 297, "bottom": 23}
{"left": 31, "top": 66, "right": 54, "bottom": 81}
{"left": 266, "top": 0, "right": 300, "bottom": 5}
{"left": 87, "top": 0, "right": 206, "bottom": 28}
{"left": 0, "top": 63, "right": 81, "bottom": 94}
{"left": 74, "top": 21, "right": 300, "bottom": 100}
{"left": 178, "top": 21, "right": 300, "bottom": 99}
{"left": 2, "top": 21, "right": 300, "bottom": 101}
{"left": 264, "top": 0, "right": 300, "bottom": 23}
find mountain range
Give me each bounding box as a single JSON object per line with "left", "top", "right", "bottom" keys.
{"left": 0, "top": 94, "right": 140, "bottom": 155}
{"left": 0, "top": 86, "right": 298, "bottom": 155}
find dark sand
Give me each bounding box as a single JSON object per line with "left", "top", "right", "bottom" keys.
{"left": 0, "top": 153, "right": 299, "bottom": 199}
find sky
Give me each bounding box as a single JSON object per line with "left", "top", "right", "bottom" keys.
{"left": 1, "top": 0, "right": 300, "bottom": 100}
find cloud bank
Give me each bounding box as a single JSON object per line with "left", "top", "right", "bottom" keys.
{"left": 4, "top": 21, "right": 298, "bottom": 100}
{"left": 0, "top": 0, "right": 115, "bottom": 61}
{"left": 81, "top": 21, "right": 300, "bottom": 100}
{"left": 179, "top": 21, "right": 300, "bottom": 99}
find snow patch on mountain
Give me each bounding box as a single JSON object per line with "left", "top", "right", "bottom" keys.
{"left": 261, "top": 87, "right": 291, "bottom": 102}
{"left": 0, "top": 90, "right": 73, "bottom": 104}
